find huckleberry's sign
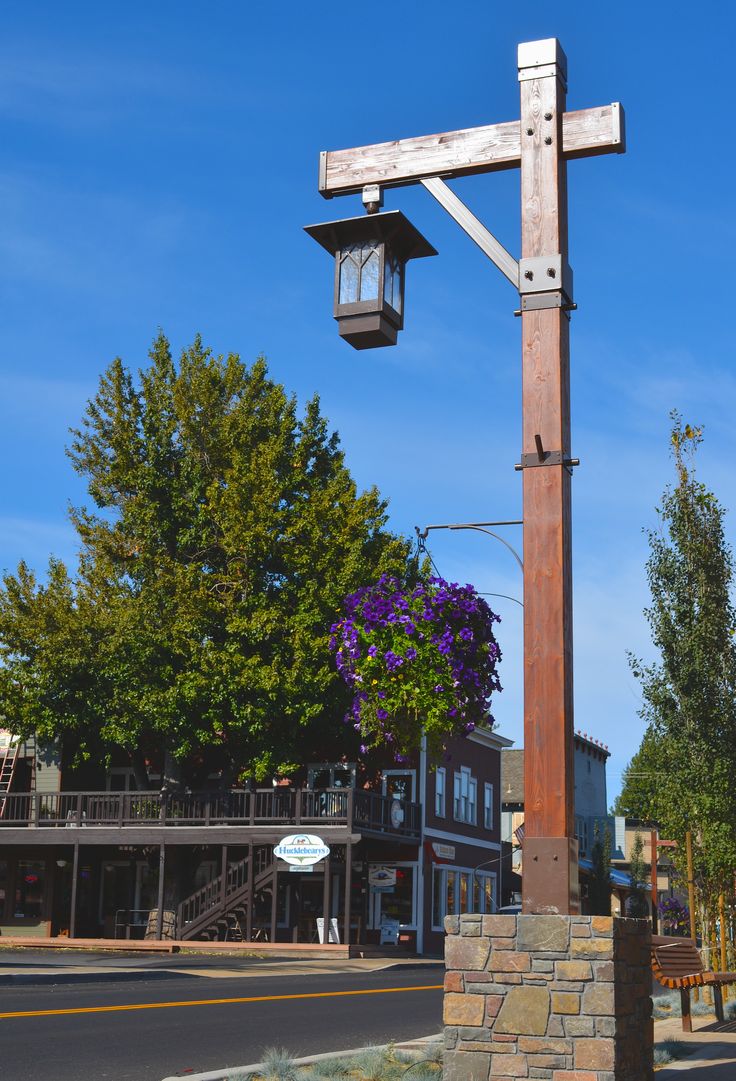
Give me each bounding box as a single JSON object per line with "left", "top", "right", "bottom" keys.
{"left": 273, "top": 834, "right": 331, "bottom": 866}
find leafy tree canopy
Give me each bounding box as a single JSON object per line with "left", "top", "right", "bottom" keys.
{"left": 627, "top": 412, "right": 736, "bottom": 897}
{"left": 0, "top": 334, "right": 418, "bottom": 785}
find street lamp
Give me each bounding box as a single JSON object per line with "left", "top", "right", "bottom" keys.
{"left": 304, "top": 205, "right": 436, "bottom": 349}
{"left": 307, "top": 39, "right": 625, "bottom": 915}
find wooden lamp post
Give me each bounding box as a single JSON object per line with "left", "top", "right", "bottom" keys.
{"left": 306, "top": 39, "right": 625, "bottom": 914}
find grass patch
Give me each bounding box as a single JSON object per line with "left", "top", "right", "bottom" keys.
{"left": 227, "top": 1043, "right": 444, "bottom": 1081}
{"left": 652, "top": 989, "right": 717, "bottom": 1019}
{"left": 654, "top": 1040, "right": 689, "bottom": 1066}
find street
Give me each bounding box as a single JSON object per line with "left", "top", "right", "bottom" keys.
{"left": 0, "top": 964, "right": 443, "bottom": 1081}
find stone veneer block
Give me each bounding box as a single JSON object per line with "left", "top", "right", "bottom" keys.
{"left": 517, "top": 915, "right": 570, "bottom": 953}
{"left": 444, "top": 914, "right": 652, "bottom": 1081}
{"left": 494, "top": 985, "right": 550, "bottom": 1035}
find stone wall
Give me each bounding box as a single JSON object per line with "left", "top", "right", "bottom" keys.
{"left": 443, "top": 914, "right": 652, "bottom": 1081}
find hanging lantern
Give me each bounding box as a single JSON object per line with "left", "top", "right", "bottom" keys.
{"left": 304, "top": 210, "right": 436, "bottom": 349}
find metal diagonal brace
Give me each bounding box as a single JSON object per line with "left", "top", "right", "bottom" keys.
{"left": 420, "top": 176, "right": 519, "bottom": 288}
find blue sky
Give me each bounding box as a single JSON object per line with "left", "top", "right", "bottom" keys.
{"left": 1, "top": 2, "right": 733, "bottom": 802}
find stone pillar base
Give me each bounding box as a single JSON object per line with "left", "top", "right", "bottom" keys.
{"left": 443, "top": 914, "right": 653, "bottom": 1081}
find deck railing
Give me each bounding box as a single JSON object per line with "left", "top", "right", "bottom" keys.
{"left": 0, "top": 787, "right": 420, "bottom": 839}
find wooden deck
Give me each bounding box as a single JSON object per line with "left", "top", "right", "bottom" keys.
{"left": 0, "top": 787, "right": 421, "bottom": 845}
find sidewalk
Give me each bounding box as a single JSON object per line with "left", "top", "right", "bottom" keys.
{"left": 656, "top": 1016, "right": 736, "bottom": 1077}
{"left": 0, "top": 947, "right": 442, "bottom": 985}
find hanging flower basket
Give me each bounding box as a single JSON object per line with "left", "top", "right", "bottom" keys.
{"left": 330, "top": 574, "right": 502, "bottom": 761}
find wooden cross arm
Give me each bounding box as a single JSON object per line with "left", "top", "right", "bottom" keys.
{"left": 319, "top": 103, "right": 624, "bottom": 197}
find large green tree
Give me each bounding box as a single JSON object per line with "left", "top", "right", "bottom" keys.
{"left": 627, "top": 413, "right": 736, "bottom": 901}
{"left": 0, "top": 334, "right": 417, "bottom": 786}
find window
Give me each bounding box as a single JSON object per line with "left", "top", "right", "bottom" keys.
{"left": 435, "top": 767, "right": 446, "bottom": 817}
{"left": 431, "top": 865, "right": 497, "bottom": 929}
{"left": 14, "top": 860, "right": 45, "bottom": 919}
{"left": 484, "top": 783, "right": 494, "bottom": 830}
{"left": 382, "top": 770, "right": 415, "bottom": 802}
{"left": 575, "top": 815, "right": 589, "bottom": 856}
{"left": 453, "top": 767, "right": 477, "bottom": 824}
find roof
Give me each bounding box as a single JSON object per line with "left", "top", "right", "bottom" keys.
{"left": 574, "top": 730, "right": 610, "bottom": 759}
{"left": 468, "top": 726, "right": 514, "bottom": 752}
{"left": 578, "top": 856, "right": 649, "bottom": 890}
{"left": 501, "top": 749, "right": 524, "bottom": 804}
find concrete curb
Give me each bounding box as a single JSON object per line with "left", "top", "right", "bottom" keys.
{"left": 160, "top": 1035, "right": 440, "bottom": 1081}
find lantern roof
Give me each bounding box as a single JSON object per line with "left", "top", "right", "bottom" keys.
{"left": 304, "top": 210, "right": 437, "bottom": 262}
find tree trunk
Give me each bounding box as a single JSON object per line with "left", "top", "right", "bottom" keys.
{"left": 162, "top": 746, "right": 183, "bottom": 792}
{"left": 130, "top": 748, "right": 151, "bottom": 790}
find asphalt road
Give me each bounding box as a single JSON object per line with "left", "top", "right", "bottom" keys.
{"left": 0, "top": 967, "right": 443, "bottom": 1081}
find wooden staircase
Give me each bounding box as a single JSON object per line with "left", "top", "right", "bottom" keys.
{"left": 176, "top": 846, "right": 274, "bottom": 941}
{"left": 0, "top": 737, "right": 20, "bottom": 819}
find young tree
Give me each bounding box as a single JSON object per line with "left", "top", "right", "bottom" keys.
{"left": 625, "top": 833, "right": 650, "bottom": 918}
{"left": 628, "top": 413, "right": 736, "bottom": 904}
{"left": 0, "top": 334, "right": 418, "bottom": 786}
{"left": 588, "top": 822, "right": 612, "bottom": 917}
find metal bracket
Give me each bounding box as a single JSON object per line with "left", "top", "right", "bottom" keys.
{"left": 519, "top": 255, "right": 573, "bottom": 297}
{"left": 518, "top": 295, "right": 577, "bottom": 315}
{"left": 514, "top": 435, "right": 579, "bottom": 471}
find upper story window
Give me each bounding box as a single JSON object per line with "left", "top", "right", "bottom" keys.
{"left": 484, "top": 782, "right": 494, "bottom": 830}
{"left": 435, "top": 767, "right": 446, "bottom": 817}
{"left": 453, "top": 767, "right": 477, "bottom": 825}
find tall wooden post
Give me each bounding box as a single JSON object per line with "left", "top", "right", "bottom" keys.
{"left": 343, "top": 841, "right": 352, "bottom": 945}
{"left": 322, "top": 856, "right": 331, "bottom": 942}
{"left": 518, "top": 39, "right": 578, "bottom": 914}
{"left": 245, "top": 842, "right": 254, "bottom": 942}
{"left": 686, "top": 830, "right": 697, "bottom": 941}
{"left": 69, "top": 840, "right": 79, "bottom": 939}
{"left": 269, "top": 857, "right": 278, "bottom": 943}
{"left": 155, "top": 843, "right": 166, "bottom": 940}
{"left": 719, "top": 893, "right": 728, "bottom": 996}
{"left": 650, "top": 829, "right": 658, "bottom": 932}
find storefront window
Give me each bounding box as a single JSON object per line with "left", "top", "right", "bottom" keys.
{"left": 432, "top": 866, "right": 497, "bottom": 929}
{"left": 0, "top": 860, "right": 7, "bottom": 918}
{"left": 15, "top": 860, "right": 45, "bottom": 918}
{"left": 379, "top": 866, "right": 414, "bottom": 926}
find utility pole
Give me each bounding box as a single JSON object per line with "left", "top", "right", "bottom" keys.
{"left": 311, "top": 39, "right": 625, "bottom": 913}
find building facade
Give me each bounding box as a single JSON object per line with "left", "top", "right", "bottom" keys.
{"left": 0, "top": 727, "right": 511, "bottom": 954}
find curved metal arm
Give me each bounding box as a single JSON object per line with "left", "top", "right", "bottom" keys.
{"left": 450, "top": 525, "right": 523, "bottom": 574}
{"left": 416, "top": 521, "right": 523, "bottom": 574}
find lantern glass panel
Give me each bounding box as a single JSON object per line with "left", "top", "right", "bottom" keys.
{"left": 383, "top": 251, "right": 402, "bottom": 315}
{"left": 338, "top": 247, "right": 360, "bottom": 304}
{"left": 360, "top": 248, "right": 380, "bottom": 301}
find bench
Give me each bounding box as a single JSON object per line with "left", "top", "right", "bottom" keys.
{"left": 651, "top": 934, "right": 736, "bottom": 1031}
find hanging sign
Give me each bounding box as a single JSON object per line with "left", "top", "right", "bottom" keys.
{"left": 432, "top": 843, "right": 455, "bottom": 861}
{"left": 273, "top": 834, "right": 330, "bottom": 867}
{"left": 368, "top": 866, "right": 397, "bottom": 889}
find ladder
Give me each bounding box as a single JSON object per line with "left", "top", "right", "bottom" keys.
{"left": 0, "top": 737, "right": 19, "bottom": 818}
